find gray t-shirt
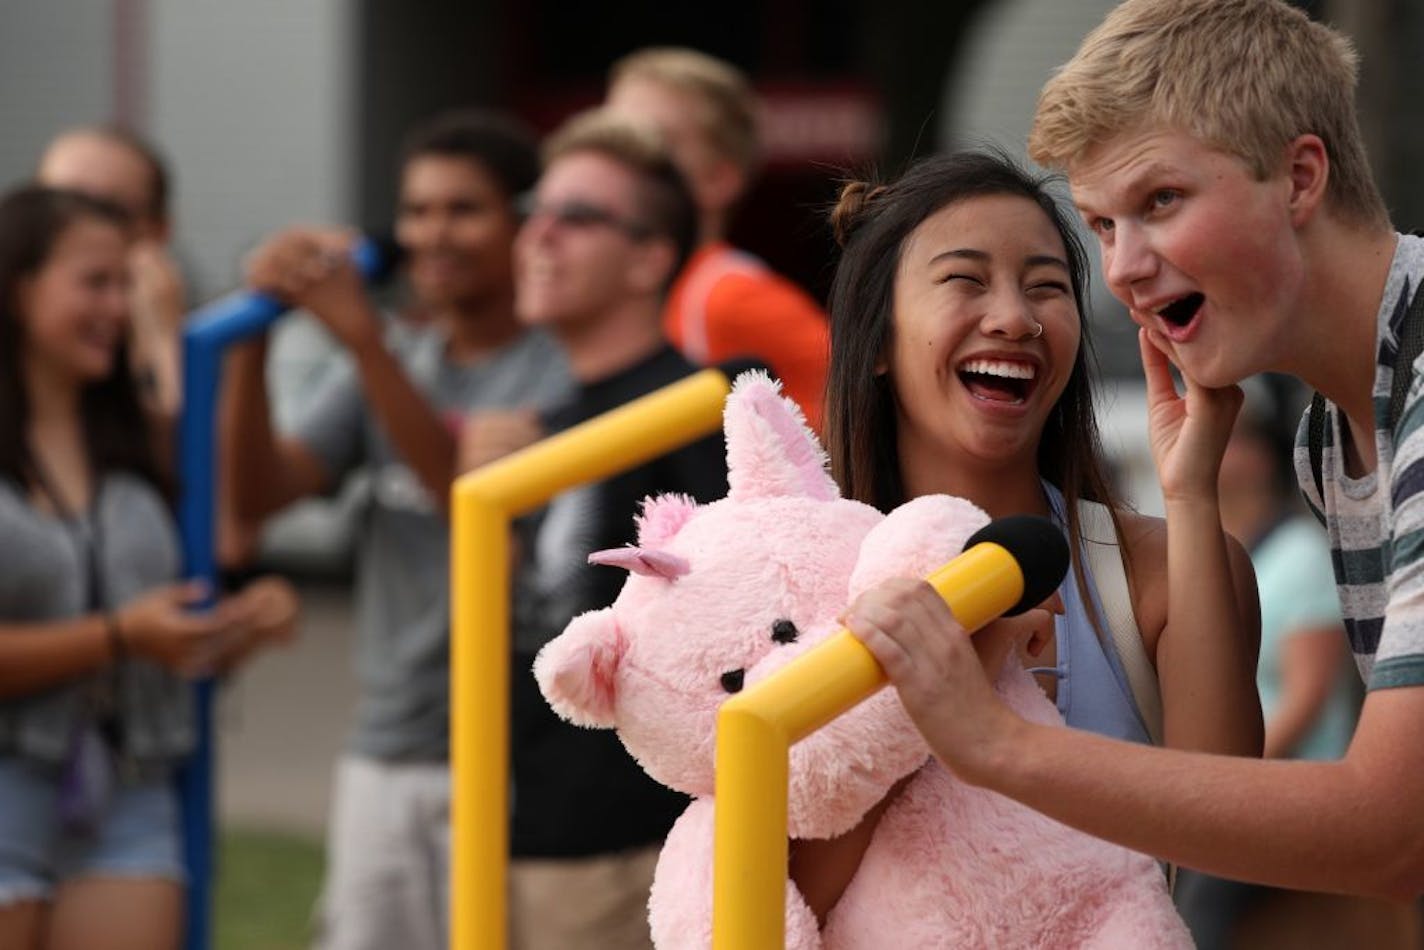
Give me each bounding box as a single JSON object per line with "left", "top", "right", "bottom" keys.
{"left": 0, "top": 472, "right": 191, "bottom": 766}
{"left": 291, "top": 324, "right": 571, "bottom": 760}
{"left": 1296, "top": 232, "right": 1424, "bottom": 689}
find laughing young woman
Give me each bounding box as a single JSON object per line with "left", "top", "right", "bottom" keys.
{"left": 791, "top": 151, "right": 1263, "bottom": 918}
{"left": 0, "top": 187, "right": 296, "bottom": 950}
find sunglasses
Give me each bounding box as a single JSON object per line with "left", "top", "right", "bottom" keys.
{"left": 515, "top": 194, "right": 654, "bottom": 241}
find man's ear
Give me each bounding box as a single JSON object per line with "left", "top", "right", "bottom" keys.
{"left": 153, "top": 216, "right": 174, "bottom": 246}
{"left": 1285, "top": 133, "right": 1329, "bottom": 227}
{"left": 629, "top": 236, "right": 680, "bottom": 297}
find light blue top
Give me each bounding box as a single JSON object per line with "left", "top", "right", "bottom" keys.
{"left": 1039, "top": 484, "right": 1154, "bottom": 745}
{"left": 1253, "top": 516, "right": 1356, "bottom": 760}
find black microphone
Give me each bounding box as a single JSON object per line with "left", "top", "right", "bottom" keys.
{"left": 961, "top": 515, "right": 1071, "bottom": 618}
{"left": 359, "top": 231, "right": 406, "bottom": 285}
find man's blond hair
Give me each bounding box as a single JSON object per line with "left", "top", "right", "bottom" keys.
{"left": 543, "top": 107, "right": 670, "bottom": 176}
{"left": 1029, "top": 0, "right": 1387, "bottom": 227}
{"left": 609, "top": 47, "right": 760, "bottom": 172}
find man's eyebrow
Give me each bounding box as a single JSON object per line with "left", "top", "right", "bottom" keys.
{"left": 1076, "top": 161, "right": 1183, "bottom": 216}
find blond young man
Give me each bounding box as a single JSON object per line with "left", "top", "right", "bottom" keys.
{"left": 503, "top": 110, "right": 731, "bottom": 950}
{"left": 605, "top": 48, "right": 830, "bottom": 428}
{"left": 843, "top": 0, "right": 1424, "bottom": 906}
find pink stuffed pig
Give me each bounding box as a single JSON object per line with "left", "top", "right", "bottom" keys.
{"left": 535, "top": 372, "right": 1192, "bottom": 948}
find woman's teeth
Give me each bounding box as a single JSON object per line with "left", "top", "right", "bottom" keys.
{"left": 959, "top": 358, "right": 1035, "bottom": 380}
{"left": 957, "top": 359, "right": 1036, "bottom": 404}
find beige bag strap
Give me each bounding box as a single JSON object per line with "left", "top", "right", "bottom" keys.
{"left": 1076, "top": 501, "right": 1175, "bottom": 890}
{"left": 1077, "top": 501, "right": 1164, "bottom": 747}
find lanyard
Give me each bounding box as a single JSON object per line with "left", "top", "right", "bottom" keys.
{"left": 27, "top": 461, "right": 106, "bottom": 613}
{"left": 26, "top": 460, "right": 126, "bottom": 753}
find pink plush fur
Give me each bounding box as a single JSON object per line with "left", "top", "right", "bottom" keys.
{"left": 534, "top": 372, "right": 1192, "bottom": 948}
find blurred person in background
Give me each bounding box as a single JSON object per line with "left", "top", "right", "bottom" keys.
{"left": 37, "top": 126, "right": 276, "bottom": 584}
{"left": 1221, "top": 379, "right": 1354, "bottom": 764}
{"left": 1174, "top": 376, "right": 1418, "bottom": 948}
{"left": 0, "top": 186, "right": 294, "bottom": 950}
{"left": 491, "top": 108, "right": 729, "bottom": 950}
{"left": 220, "top": 110, "right": 570, "bottom": 950}
{"left": 37, "top": 127, "right": 187, "bottom": 425}
{"left": 605, "top": 47, "right": 830, "bottom": 429}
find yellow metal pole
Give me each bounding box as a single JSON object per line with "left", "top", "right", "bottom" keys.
{"left": 451, "top": 492, "right": 509, "bottom": 950}
{"left": 711, "top": 542, "right": 1025, "bottom": 949}
{"left": 450, "top": 367, "right": 736, "bottom": 950}
{"left": 711, "top": 707, "right": 788, "bottom": 950}
{"left": 461, "top": 368, "right": 733, "bottom": 518}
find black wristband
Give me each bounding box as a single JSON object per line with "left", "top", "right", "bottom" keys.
{"left": 219, "top": 564, "right": 261, "bottom": 595}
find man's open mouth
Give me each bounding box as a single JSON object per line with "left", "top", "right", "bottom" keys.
{"left": 957, "top": 358, "right": 1038, "bottom": 405}
{"left": 1158, "top": 292, "right": 1204, "bottom": 328}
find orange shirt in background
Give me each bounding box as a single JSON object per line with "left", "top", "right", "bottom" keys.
{"left": 663, "top": 242, "right": 830, "bottom": 430}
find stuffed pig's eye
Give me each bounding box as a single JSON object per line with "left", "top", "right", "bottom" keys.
{"left": 720, "top": 669, "right": 745, "bottom": 693}
{"left": 771, "top": 619, "right": 799, "bottom": 644}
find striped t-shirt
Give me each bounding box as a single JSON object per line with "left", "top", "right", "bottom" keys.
{"left": 1296, "top": 232, "right": 1424, "bottom": 690}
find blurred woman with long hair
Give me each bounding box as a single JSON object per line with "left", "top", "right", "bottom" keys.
{"left": 0, "top": 186, "right": 294, "bottom": 950}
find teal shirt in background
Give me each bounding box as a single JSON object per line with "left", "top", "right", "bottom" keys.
{"left": 1253, "top": 516, "right": 1358, "bottom": 760}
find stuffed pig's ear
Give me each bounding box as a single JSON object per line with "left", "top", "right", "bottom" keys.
{"left": 636, "top": 493, "right": 699, "bottom": 549}
{"left": 848, "top": 495, "right": 991, "bottom": 599}
{"left": 534, "top": 609, "right": 626, "bottom": 728}
{"left": 724, "top": 371, "right": 838, "bottom": 502}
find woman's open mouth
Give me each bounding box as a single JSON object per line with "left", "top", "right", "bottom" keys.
{"left": 1157, "top": 292, "right": 1204, "bottom": 340}
{"left": 956, "top": 358, "right": 1038, "bottom": 406}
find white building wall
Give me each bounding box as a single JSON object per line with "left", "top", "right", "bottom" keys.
{"left": 0, "top": 3, "right": 355, "bottom": 300}
{"left": 150, "top": 0, "right": 355, "bottom": 297}
{"left": 0, "top": 3, "right": 114, "bottom": 191}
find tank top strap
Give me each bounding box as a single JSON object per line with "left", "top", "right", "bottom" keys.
{"left": 1041, "top": 483, "right": 1154, "bottom": 745}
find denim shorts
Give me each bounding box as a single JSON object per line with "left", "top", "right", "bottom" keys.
{"left": 0, "top": 753, "right": 185, "bottom": 906}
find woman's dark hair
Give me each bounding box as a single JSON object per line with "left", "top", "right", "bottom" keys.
{"left": 0, "top": 185, "right": 163, "bottom": 492}
{"left": 825, "top": 149, "right": 1122, "bottom": 622}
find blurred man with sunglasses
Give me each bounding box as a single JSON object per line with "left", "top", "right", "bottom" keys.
{"left": 487, "top": 108, "right": 731, "bottom": 950}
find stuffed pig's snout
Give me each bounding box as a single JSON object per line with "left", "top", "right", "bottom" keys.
{"left": 534, "top": 609, "right": 625, "bottom": 728}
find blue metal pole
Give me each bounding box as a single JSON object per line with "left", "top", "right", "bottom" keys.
{"left": 175, "top": 237, "right": 390, "bottom": 950}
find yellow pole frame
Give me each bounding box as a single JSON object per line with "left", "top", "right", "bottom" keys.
{"left": 711, "top": 543, "right": 1026, "bottom": 949}
{"left": 450, "top": 368, "right": 735, "bottom": 950}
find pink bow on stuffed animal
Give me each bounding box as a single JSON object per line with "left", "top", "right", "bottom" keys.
{"left": 536, "top": 372, "right": 1192, "bottom": 949}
